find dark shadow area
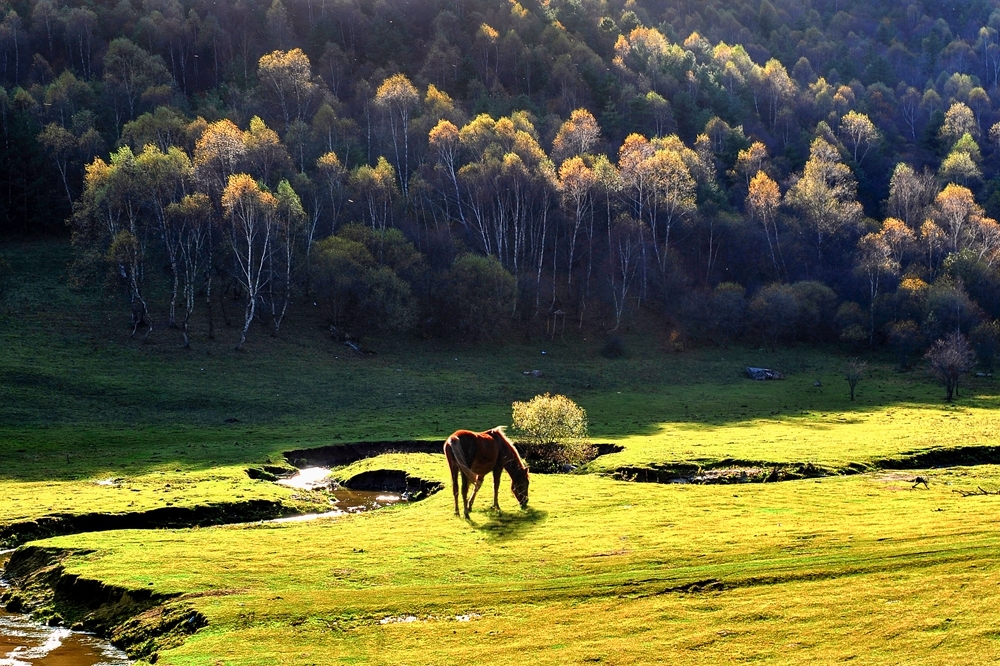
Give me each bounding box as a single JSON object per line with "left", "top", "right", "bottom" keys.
{"left": 472, "top": 507, "right": 547, "bottom": 541}
{"left": 284, "top": 442, "right": 442, "bottom": 467}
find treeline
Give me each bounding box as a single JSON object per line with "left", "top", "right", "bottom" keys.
{"left": 7, "top": 0, "right": 1000, "bottom": 354}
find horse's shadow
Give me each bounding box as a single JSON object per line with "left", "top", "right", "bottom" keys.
{"left": 469, "top": 506, "right": 547, "bottom": 540}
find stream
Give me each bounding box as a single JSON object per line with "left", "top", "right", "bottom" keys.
{"left": 0, "top": 610, "right": 130, "bottom": 666}
{"left": 0, "top": 561, "right": 129, "bottom": 666}
{"left": 272, "top": 467, "right": 406, "bottom": 521}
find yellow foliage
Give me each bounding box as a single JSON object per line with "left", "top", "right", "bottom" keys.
{"left": 511, "top": 393, "right": 589, "bottom": 446}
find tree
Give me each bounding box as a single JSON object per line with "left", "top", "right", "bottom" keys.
{"left": 102, "top": 38, "right": 172, "bottom": 130}
{"left": 374, "top": 73, "right": 419, "bottom": 198}
{"left": 244, "top": 116, "right": 290, "bottom": 186}
{"left": 747, "top": 170, "right": 783, "bottom": 277}
{"left": 839, "top": 111, "right": 879, "bottom": 164}
{"left": 617, "top": 133, "right": 696, "bottom": 274}
{"left": 350, "top": 157, "right": 397, "bottom": 232}
{"left": 940, "top": 102, "right": 978, "bottom": 144}
{"left": 37, "top": 122, "right": 77, "bottom": 206}
{"left": 970, "top": 320, "right": 1000, "bottom": 372}
{"left": 268, "top": 179, "right": 305, "bottom": 335}
{"left": 257, "top": 48, "right": 317, "bottom": 131}
{"left": 856, "top": 230, "right": 899, "bottom": 344}
{"left": 120, "top": 106, "right": 188, "bottom": 153}
{"left": 558, "top": 156, "right": 596, "bottom": 290}
{"left": 608, "top": 215, "right": 643, "bottom": 330}
{"left": 551, "top": 108, "right": 600, "bottom": 162}
{"left": 939, "top": 150, "right": 981, "bottom": 185}
{"left": 925, "top": 331, "right": 976, "bottom": 401}
{"left": 165, "top": 192, "right": 211, "bottom": 347}
{"left": 193, "top": 119, "right": 247, "bottom": 200}
{"left": 844, "top": 359, "right": 866, "bottom": 401}
{"left": 221, "top": 173, "right": 278, "bottom": 350}
{"left": 316, "top": 151, "right": 345, "bottom": 236}
{"left": 887, "top": 163, "right": 936, "bottom": 227}
{"left": 136, "top": 144, "right": 191, "bottom": 328}
{"left": 886, "top": 320, "right": 923, "bottom": 370}
{"left": 734, "top": 141, "right": 769, "bottom": 188}
{"left": 75, "top": 147, "right": 153, "bottom": 338}
{"left": 428, "top": 119, "right": 466, "bottom": 229}
{"left": 933, "top": 183, "right": 987, "bottom": 254}
{"left": 785, "top": 137, "right": 863, "bottom": 262}
{"left": 511, "top": 393, "right": 592, "bottom": 468}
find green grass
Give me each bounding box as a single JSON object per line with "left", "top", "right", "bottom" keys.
{"left": 45, "top": 458, "right": 1000, "bottom": 664}
{"left": 5, "top": 239, "right": 1000, "bottom": 664}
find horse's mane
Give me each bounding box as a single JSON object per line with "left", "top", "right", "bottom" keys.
{"left": 491, "top": 426, "right": 528, "bottom": 472}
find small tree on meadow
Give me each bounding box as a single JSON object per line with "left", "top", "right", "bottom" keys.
{"left": 844, "top": 358, "right": 866, "bottom": 401}
{"left": 925, "top": 331, "right": 976, "bottom": 402}
{"left": 511, "top": 393, "right": 593, "bottom": 469}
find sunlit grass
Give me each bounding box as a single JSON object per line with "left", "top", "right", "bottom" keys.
{"left": 45, "top": 457, "right": 1000, "bottom": 665}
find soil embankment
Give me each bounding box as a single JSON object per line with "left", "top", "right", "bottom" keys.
{"left": 610, "top": 445, "right": 1000, "bottom": 485}
{"left": 0, "top": 500, "right": 292, "bottom": 549}
{"left": 3, "top": 546, "right": 203, "bottom": 662}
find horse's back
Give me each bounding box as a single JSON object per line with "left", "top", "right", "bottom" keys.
{"left": 445, "top": 429, "right": 499, "bottom": 475}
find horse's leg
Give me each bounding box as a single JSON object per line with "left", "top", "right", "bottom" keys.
{"left": 467, "top": 475, "right": 484, "bottom": 516}
{"left": 492, "top": 466, "right": 502, "bottom": 512}
{"left": 449, "top": 453, "right": 460, "bottom": 516}
{"left": 461, "top": 473, "right": 471, "bottom": 519}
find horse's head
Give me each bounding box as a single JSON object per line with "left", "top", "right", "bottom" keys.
{"left": 511, "top": 468, "right": 529, "bottom": 509}
{"left": 491, "top": 426, "right": 530, "bottom": 509}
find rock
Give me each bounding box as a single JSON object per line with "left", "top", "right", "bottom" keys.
{"left": 746, "top": 367, "right": 784, "bottom": 380}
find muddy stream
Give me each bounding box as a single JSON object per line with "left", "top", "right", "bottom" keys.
{"left": 0, "top": 610, "right": 130, "bottom": 666}
{"left": 0, "top": 551, "right": 130, "bottom": 666}
{"left": 271, "top": 467, "right": 407, "bottom": 521}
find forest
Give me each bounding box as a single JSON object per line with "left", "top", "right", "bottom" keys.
{"left": 2, "top": 0, "right": 1000, "bottom": 358}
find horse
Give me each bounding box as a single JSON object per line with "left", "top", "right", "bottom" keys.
{"left": 444, "top": 427, "right": 529, "bottom": 518}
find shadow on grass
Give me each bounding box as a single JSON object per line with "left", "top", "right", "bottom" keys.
{"left": 471, "top": 506, "right": 547, "bottom": 541}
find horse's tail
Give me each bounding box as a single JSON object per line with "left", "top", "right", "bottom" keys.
{"left": 446, "top": 433, "right": 476, "bottom": 481}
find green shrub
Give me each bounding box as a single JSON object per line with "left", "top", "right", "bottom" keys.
{"left": 511, "top": 393, "right": 593, "bottom": 470}
{"left": 445, "top": 254, "right": 516, "bottom": 341}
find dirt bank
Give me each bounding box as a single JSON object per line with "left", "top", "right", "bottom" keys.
{"left": 3, "top": 546, "right": 203, "bottom": 662}
{"left": 0, "top": 500, "right": 293, "bottom": 549}
{"left": 611, "top": 445, "right": 1000, "bottom": 485}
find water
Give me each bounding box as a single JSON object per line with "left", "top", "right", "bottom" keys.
{"left": 0, "top": 611, "right": 130, "bottom": 666}
{"left": 272, "top": 467, "right": 405, "bottom": 522}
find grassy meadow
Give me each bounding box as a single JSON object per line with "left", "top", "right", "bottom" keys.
{"left": 3, "top": 240, "right": 1000, "bottom": 663}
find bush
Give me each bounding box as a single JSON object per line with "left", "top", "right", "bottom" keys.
{"left": 708, "top": 282, "right": 746, "bottom": 345}
{"left": 511, "top": 393, "right": 593, "bottom": 470}
{"left": 444, "top": 254, "right": 517, "bottom": 341}
{"left": 310, "top": 232, "right": 418, "bottom": 333}
{"left": 600, "top": 335, "right": 625, "bottom": 358}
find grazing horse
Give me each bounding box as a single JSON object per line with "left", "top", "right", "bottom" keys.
{"left": 444, "top": 427, "right": 529, "bottom": 518}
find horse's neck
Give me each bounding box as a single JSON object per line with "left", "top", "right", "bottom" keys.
{"left": 499, "top": 441, "right": 524, "bottom": 473}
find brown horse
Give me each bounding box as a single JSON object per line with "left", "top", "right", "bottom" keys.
{"left": 444, "top": 427, "right": 529, "bottom": 518}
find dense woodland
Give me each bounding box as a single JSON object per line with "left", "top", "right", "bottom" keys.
{"left": 3, "top": 0, "right": 1000, "bottom": 359}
